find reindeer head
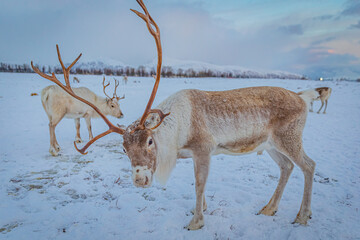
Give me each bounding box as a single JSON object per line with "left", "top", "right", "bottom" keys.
{"left": 31, "top": 0, "right": 169, "bottom": 188}
{"left": 122, "top": 109, "right": 169, "bottom": 187}
{"left": 123, "top": 124, "right": 155, "bottom": 187}
{"left": 102, "top": 77, "right": 125, "bottom": 119}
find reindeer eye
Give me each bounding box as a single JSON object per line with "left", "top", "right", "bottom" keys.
{"left": 111, "top": 104, "right": 115, "bottom": 108}
{"left": 123, "top": 148, "right": 126, "bottom": 153}
{"left": 148, "top": 138, "right": 153, "bottom": 146}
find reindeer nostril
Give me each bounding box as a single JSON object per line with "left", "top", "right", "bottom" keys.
{"left": 145, "top": 176, "right": 149, "bottom": 185}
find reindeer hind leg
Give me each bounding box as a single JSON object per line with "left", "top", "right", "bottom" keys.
{"left": 74, "top": 118, "right": 82, "bottom": 143}
{"left": 317, "top": 100, "right": 324, "bottom": 114}
{"left": 323, "top": 100, "right": 328, "bottom": 114}
{"left": 272, "top": 131, "right": 315, "bottom": 225}
{"left": 258, "top": 148, "right": 294, "bottom": 216}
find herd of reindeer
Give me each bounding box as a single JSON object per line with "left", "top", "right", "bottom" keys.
{"left": 30, "top": 0, "right": 332, "bottom": 231}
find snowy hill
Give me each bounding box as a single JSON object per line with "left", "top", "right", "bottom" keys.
{"left": 0, "top": 57, "right": 303, "bottom": 79}
{"left": 72, "top": 58, "right": 305, "bottom": 79}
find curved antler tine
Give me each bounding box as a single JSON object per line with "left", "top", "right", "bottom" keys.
{"left": 74, "top": 129, "right": 113, "bottom": 155}
{"left": 147, "top": 109, "right": 170, "bottom": 130}
{"left": 117, "top": 94, "right": 125, "bottom": 100}
{"left": 131, "top": 9, "right": 157, "bottom": 37}
{"left": 31, "top": 61, "right": 61, "bottom": 84}
{"left": 56, "top": 45, "right": 82, "bottom": 89}
{"left": 135, "top": 0, "right": 159, "bottom": 33}
{"left": 113, "top": 78, "right": 120, "bottom": 99}
{"left": 102, "top": 77, "right": 112, "bottom": 99}
{"left": 68, "top": 53, "right": 82, "bottom": 70}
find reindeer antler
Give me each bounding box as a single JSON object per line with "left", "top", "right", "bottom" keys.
{"left": 113, "top": 78, "right": 125, "bottom": 100}
{"left": 131, "top": 0, "right": 170, "bottom": 132}
{"left": 102, "top": 77, "right": 112, "bottom": 99}
{"left": 31, "top": 45, "right": 125, "bottom": 155}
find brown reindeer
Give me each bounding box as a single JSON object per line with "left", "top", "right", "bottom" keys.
{"left": 311, "top": 87, "right": 332, "bottom": 114}
{"left": 31, "top": 0, "right": 316, "bottom": 230}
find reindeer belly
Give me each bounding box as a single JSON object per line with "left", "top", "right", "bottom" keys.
{"left": 214, "top": 135, "right": 268, "bottom": 155}
{"left": 65, "top": 112, "right": 86, "bottom": 119}
{"left": 211, "top": 119, "right": 270, "bottom": 156}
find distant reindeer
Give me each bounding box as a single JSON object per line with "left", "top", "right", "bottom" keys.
{"left": 32, "top": 0, "right": 317, "bottom": 230}
{"left": 298, "top": 87, "right": 332, "bottom": 114}
{"left": 312, "top": 87, "right": 332, "bottom": 114}
{"left": 122, "top": 75, "right": 128, "bottom": 85}
{"left": 41, "top": 77, "right": 125, "bottom": 156}
{"left": 73, "top": 76, "right": 80, "bottom": 83}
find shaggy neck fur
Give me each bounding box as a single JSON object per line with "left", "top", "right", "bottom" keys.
{"left": 152, "top": 91, "right": 192, "bottom": 185}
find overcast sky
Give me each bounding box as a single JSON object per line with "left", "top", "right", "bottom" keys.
{"left": 0, "top": 0, "right": 359, "bottom": 78}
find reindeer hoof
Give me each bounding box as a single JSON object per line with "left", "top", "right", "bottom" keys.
{"left": 292, "top": 211, "right": 312, "bottom": 225}
{"left": 186, "top": 217, "right": 204, "bottom": 230}
{"left": 258, "top": 206, "right": 277, "bottom": 216}
{"left": 49, "top": 147, "right": 59, "bottom": 156}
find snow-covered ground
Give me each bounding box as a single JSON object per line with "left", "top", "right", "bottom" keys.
{"left": 0, "top": 72, "right": 359, "bottom": 239}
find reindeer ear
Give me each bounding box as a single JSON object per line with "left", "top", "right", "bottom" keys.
{"left": 144, "top": 112, "right": 160, "bottom": 129}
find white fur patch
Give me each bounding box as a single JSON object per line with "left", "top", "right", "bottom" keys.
{"left": 132, "top": 166, "right": 153, "bottom": 187}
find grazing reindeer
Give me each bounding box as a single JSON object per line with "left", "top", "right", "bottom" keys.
{"left": 298, "top": 87, "right": 331, "bottom": 113}
{"left": 41, "top": 77, "right": 125, "bottom": 156}
{"left": 312, "top": 87, "right": 332, "bottom": 114}
{"left": 297, "top": 89, "right": 320, "bottom": 112}
{"left": 31, "top": 0, "right": 316, "bottom": 230}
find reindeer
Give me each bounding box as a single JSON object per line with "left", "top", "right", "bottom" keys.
{"left": 31, "top": 0, "right": 316, "bottom": 230}
{"left": 73, "top": 76, "right": 80, "bottom": 83}
{"left": 312, "top": 87, "right": 332, "bottom": 114}
{"left": 298, "top": 87, "right": 331, "bottom": 113}
{"left": 122, "top": 75, "right": 128, "bottom": 85}
{"left": 41, "top": 74, "right": 125, "bottom": 156}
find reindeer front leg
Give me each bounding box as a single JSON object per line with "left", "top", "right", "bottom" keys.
{"left": 187, "top": 152, "right": 210, "bottom": 230}
{"left": 84, "top": 114, "right": 93, "bottom": 140}
{"left": 74, "top": 118, "right": 82, "bottom": 143}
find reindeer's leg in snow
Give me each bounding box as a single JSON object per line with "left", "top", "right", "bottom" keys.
{"left": 317, "top": 100, "right": 324, "bottom": 114}
{"left": 292, "top": 151, "right": 315, "bottom": 224}
{"left": 323, "top": 100, "right": 328, "bottom": 114}
{"left": 48, "top": 113, "right": 65, "bottom": 156}
{"left": 309, "top": 101, "right": 313, "bottom": 112}
{"left": 273, "top": 130, "right": 315, "bottom": 225}
{"left": 187, "top": 152, "right": 210, "bottom": 230}
{"left": 191, "top": 194, "right": 207, "bottom": 214}
{"left": 74, "top": 118, "right": 82, "bottom": 143}
{"left": 84, "top": 115, "right": 93, "bottom": 140}
{"left": 258, "top": 149, "right": 294, "bottom": 216}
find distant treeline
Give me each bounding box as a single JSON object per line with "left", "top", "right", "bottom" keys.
{"left": 0, "top": 62, "right": 305, "bottom": 79}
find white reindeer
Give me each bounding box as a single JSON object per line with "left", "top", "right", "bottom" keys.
{"left": 32, "top": 0, "right": 317, "bottom": 230}
{"left": 41, "top": 77, "right": 124, "bottom": 156}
